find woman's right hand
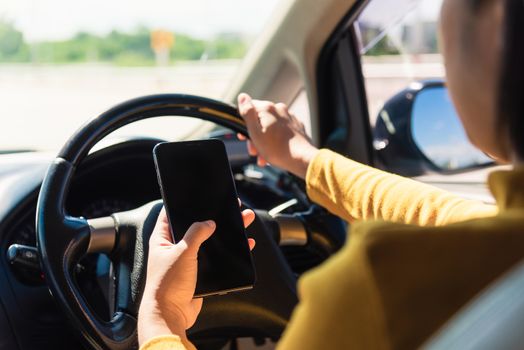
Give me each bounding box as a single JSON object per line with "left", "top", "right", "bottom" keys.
{"left": 237, "top": 93, "right": 319, "bottom": 179}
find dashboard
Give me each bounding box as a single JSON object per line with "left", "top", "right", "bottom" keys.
{"left": 0, "top": 137, "right": 320, "bottom": 349}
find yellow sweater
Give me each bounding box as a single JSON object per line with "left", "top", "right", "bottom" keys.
{"left": 141, "top": 149, "right": 524, "bottom": 350}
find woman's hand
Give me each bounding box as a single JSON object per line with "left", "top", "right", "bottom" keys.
{"left": 237, "top": 93, "right": 319, "bottom": 179}
{"left": 138, "top": 207, "right": 256, "bottom": 346}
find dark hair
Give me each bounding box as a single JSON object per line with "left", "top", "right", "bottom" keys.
{"left": 498, "top": 0, "right": 524, "bottom": 158}
{"left": 469, "top": 0, "right": 524, "bottom": 158}
{"left": 469, "top": 0, "right": 489, "bottom": 10}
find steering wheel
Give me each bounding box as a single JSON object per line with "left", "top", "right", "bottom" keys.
{"left": 36, "top": 94, "right": 345, "bottom": 349}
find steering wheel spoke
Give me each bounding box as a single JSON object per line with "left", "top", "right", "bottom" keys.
{"left": 87, "top": 216, "right": 117, "bottom": 254}
{"left": 110, "top": 201, "right": 163, "bottom": 318}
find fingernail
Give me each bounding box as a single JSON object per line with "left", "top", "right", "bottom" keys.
{"left": 204, "top": 220, "right": 216, "bottom": 228}
{"left": 238, "top": 93, "right": 247, "bottom": 104}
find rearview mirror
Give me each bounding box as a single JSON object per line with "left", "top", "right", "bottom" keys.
{"left": 411, "top": 85, "right": 492, "bottom": 171}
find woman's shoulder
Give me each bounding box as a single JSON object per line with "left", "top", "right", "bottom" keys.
{"left": 344, "top": 215, "right": 524, "bottom": 270}
{"left": 349, "top": 213, "right": 524, "bottom": 245}
{"left": 310, "top": 214, "right": 524, "bottom": 282}
{"left": 299, "top": 215, "right": 524, "bottom": 349}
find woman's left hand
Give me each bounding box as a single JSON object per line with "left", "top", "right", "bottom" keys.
{"left": 138, "top": 206, "right": 256, "bottom": 346}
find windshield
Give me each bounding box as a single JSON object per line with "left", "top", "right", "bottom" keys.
{"left": 0, "top": 0, "right": 279, "bottom": 151}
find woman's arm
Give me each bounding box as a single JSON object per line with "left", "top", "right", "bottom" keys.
{"left": 140, "top": 335, "right": 194, "bottom": 350}
{"left": 237, "top": 93, "right": 496, "bottom": 226}
{"left": 306, "top": 149, "right": 496, "bottom": 225}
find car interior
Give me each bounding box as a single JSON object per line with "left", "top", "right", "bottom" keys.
{"left": 0, "top": 0, "right": 518, "bottom": 349}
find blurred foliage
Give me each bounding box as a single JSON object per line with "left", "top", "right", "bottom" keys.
{"left": 0, "top": 20, "right": 30, "bottom": 61}
{"left": 0, "top": 20, "right": 248, "bottom": 65}
{"left": 365, "top": 36, "right": 400, "bottom": 56}
{"left": 360, "top": 22, "right": 438, "bottom": 56}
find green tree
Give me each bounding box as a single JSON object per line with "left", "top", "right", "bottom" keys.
{"left": 213, "top": 33, "right": 247, "bottom": 59}
{"left": 0, "top": 19, "right": 30, "bottom": 61}
{"left": 170, "top": 33, "right": 206, "bottom": 60}
{"left": 0, "top": 21, "right": 249, "bottom": 65}
{"left": 365, "top": 36, "right": 400, "bottom": 56}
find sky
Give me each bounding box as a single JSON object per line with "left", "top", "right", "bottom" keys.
{"left": 0, "top": 0, "right": 281, "bottom": 41}
{"left": 0, "top": 0, "right": 445, "bottom": 42}
{"left": 411, "top": 86, "right": 491, "bottom": 168}
{"left": 359, "top": 0, "right": 443, "bottom": 26}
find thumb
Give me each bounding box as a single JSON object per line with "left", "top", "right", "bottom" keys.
{"left": 238, "top": 92, "right": 252, "bottom": 108}
{"left": 238, "top": 93, "right": 263, "bottom": 140}
{"left": 181, "top": 220, "right": 216, "bottom": 253}
{"left": 237, "top": 93, "right": 256, "bottom": 122}
{"left": 150, "top": 207, "right": 173, "bottom": 244}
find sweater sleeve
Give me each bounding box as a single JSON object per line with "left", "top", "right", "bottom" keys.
{"left": 140, "top": 335, "right": 196, "bottom": 350}
{"left": 276, "top": 222, "right": 390, "bottom": 350}
{"left": 305, "top": 149, "right": 496, "bottom": 226}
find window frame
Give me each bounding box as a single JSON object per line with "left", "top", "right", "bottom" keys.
{"left": 316, "top": 0, "right": 374, "bottom": 166}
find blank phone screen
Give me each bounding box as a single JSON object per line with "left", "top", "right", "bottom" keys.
{"left": 153, "top": 139, "right": 255, "bottom": 297}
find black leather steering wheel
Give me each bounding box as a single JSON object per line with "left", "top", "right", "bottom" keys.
{"left": 35, "top": 94, "right": 318, "bottom": 349}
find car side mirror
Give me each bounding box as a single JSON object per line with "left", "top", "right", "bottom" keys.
{"left": 372, "top": 80, "right": 493, "bottom": 176}
{"left": 410, "top": 84, "right": 492, "bottom": 171}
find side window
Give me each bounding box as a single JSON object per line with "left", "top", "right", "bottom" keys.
{"left": 355, "top": 0, "right": 491, "bottom": 175}
{"left": 357, "top": 0, "right": 443, "bottom": 123}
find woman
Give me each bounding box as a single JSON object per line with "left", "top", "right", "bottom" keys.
{"left": 138, "top": 0, "right": 524, "bottom": 348}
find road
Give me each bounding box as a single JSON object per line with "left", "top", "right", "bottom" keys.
{"left": 0, "top": 58, "right": 444, "bottom": 151}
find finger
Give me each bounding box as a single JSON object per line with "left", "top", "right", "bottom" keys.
{"left": 181, "top": 220, "right": 216, "bottom": 254}
{"left": 237, "top": 93, "right": 255, "bottom": 118}
{"left": 241, "top": 209, "right": 256, "bottom": 228}
{"left": 238, "top": 93, "right": 262, "bottom": 133}
{"left": 248, "top": 238, "right": 256, "bottom": 251}
{"left": 252, "top": 100, "right": 276, "bottom": 113}
{"left": 275, "top": 102, "right": 289, "bottom": 116}
{"left": 150, "top": 207, "right": 173, "bottom": 245}
{"left": 237, "top": 133, "right": 247, "bottom": 141}
{"left": 238, "top": 92, "right": 251, "bottom": 105}
{"left": 247, "top": 140, "right": 258, "bottom": 156}
{"left": 257, "top": 157, "right": 268, "bottom": 167}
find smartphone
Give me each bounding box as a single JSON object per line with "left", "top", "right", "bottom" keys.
{"left": 153, "top": 139, "right": 256, "bottom": 297}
